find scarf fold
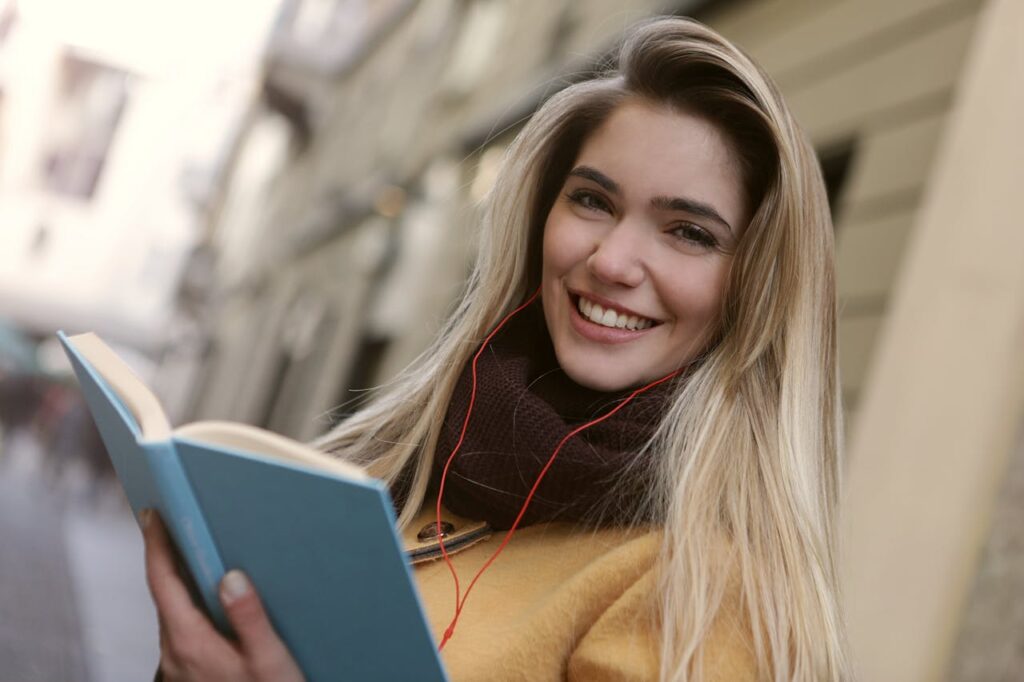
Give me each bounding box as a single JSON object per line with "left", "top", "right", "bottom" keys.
{"left": 430, "top": 299, "right": 672, "bottom": 530}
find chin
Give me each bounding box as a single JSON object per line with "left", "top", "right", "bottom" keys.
{"left": 558, "top": 359, "right": 644, "bottom": 393}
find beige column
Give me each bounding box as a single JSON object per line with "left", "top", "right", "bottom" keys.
{"left": 841, "top": 0, "right": 1024, "bottom": 680}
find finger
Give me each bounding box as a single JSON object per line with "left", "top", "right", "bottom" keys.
{"left": 141, "top": 509, "right": 217, "bottom": 637}
{"left": 220, "top": 570, "right": 304, "bottom": 678}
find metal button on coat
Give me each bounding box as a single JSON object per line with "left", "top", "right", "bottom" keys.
{"left": 417, "top": 521, "right": 455, "bottom": 542}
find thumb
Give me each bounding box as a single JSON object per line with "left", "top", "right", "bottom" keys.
{"left": 219, "top": 570, "right": 294, "bottom": 665}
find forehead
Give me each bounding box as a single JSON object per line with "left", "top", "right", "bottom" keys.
{"left": 573, "top": 100, "right": 747, "bottom": 229}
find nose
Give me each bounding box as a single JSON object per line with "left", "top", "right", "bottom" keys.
{"left": 586, "top": 221, "right": 645, "bottom": 288}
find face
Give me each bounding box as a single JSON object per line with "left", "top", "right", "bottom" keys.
{"left": 541, "top": 99, "right": 748, "bottom": 392}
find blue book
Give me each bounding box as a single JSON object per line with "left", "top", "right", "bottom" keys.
{"left": 58, "top": 331, "right": 448, "bottom": 682}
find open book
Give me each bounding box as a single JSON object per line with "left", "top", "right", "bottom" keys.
{"left": 58, "top": 331, "right": 447, "bottom": 682}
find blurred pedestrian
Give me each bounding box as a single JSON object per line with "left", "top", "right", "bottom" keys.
{"left": 0, "top": 372, "right": 46, "bottom": 469}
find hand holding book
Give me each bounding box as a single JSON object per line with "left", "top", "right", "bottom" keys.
{"left": 141, "top": 509, "right": 305, "bottom": 682}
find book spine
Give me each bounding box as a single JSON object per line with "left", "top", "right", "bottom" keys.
{"left": 142, "top": 439, "right": 230, "bottom": 631}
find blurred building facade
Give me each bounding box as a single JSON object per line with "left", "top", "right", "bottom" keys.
{"left": 0, "top": 0, "right": 279, "bottom": 358}
{"left": 99, "top": 0, "right": 1024, "bottom": 679}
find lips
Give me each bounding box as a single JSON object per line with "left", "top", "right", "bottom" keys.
{"left": 569, "top": 288, "right": 660, "bottom": 324}
{"left": 566, "top": 290, "right": 661, "bottom": 343}
{"left": 575, "top": 295, "right": 654, "bottom": 330}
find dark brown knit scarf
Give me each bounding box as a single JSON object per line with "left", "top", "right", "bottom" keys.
{"left": 430, "top": 299, "right": 673, "bottom": 530}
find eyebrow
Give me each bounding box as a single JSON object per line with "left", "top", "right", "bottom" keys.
{"left": 568, "top": 165, "right": 734, "bottom": 235}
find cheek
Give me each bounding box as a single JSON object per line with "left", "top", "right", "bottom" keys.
{"left": 660, "top": 261, "right": 731, "bottom": 323}
{"left": 542, "top": 207, "right": 588, "bottom": 278}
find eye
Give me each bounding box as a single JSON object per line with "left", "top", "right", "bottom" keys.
{"left": 669, "top": 223, "right": 718, "bottom": 249}
{"left": 566, "top": 189, "right": 612, "bottom": 214}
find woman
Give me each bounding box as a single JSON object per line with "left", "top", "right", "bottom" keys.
{"left": 143, "top": 16, "right": 850, "bottom": 681}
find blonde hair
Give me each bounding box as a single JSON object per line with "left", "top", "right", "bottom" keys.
{"left": 317, "top": 17, "right": 849, "bottom": 680}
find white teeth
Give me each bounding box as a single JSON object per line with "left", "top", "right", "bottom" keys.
{"left": 575, "top": 296, "right": 654, "bottom": 331}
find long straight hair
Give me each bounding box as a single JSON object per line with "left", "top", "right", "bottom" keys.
{"left": 317, "top": 17, "right": 849, "bottom": 680}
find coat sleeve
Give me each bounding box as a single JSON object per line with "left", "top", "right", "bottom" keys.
{"left": 567, "top": 569, "right": 759, "bottom": 681}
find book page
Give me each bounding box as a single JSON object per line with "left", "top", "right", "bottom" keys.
{"left": 65, "top": 332, "right": 172, "bottom": 440}
{"left": 174, "top": 421, "right": 368, "bottom": 481}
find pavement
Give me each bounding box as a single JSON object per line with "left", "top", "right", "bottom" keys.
{"left": 0, "top": 433, "right": 159, "bottom": 682}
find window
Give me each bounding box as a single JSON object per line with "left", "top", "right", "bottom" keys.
{"left": 40, "top": 52, "right": 131, "bottom": 200}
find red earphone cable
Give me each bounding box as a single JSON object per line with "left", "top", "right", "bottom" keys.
{"left": 434, "top": 288, "right": 680, "bottom": 651}
{"left": 434, "top": 288, "right": 541, "bottom": 645}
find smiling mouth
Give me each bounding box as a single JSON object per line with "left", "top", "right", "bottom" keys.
{"left": 572, "top": 294, "right": 658, "bottom": 331}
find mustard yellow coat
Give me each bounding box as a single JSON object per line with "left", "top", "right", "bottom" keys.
{"left": 402, "top": 505, "right": 757, "bottom": 681}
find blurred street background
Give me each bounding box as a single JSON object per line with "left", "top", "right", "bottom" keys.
{"left": 0, "top": 430, "right": 156, "bottom": 681}
{"left": 0, "top": 0, "right": 1021, "bottom": 680}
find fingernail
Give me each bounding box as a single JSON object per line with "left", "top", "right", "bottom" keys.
{"left": 221, "top": 570, "right": 250, "bottom": 604}
{"left": 139, "top": 509, "right": 152, "bottom": 528}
